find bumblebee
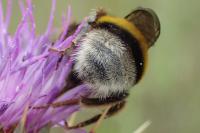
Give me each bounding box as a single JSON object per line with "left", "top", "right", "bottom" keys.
{"left": 34, "top": 7, "right": 160, "bottom": 132}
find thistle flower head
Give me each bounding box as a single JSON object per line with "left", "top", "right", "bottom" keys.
{"left": 0, "top": 0, "right": 88, "bottom": 132}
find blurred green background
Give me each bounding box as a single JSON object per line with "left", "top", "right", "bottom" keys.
{"left": 3, "top": 0, "right": 200, "bottom": 133}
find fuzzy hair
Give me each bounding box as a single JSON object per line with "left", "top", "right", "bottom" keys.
{"left": 73, "top": 29, "right": 136, "bottom": 98}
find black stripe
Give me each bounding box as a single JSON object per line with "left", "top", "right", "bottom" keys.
{"left": 96, "top": 22, "right": 144, "bottom": 83}
{"left": 81, "top": 92, "right": 129, "bottom": 106}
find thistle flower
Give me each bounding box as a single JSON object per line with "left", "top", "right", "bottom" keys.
{"left": 0, "top": 0, "right": 88, "bottom": 132}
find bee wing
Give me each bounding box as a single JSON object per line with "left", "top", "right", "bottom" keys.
{"left": 125, "top": 7, "right": 161, "bottom": 47}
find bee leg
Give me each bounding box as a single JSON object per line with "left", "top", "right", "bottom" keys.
{"left": 67, "top": 101, "right": 126, "bottom": 129}
{"left": 81, "top": 92, "right": 129, "bottom": 106}
{"left": 32, "top": 91, "right": 128, "bottom": 109}
{"left": 31, "top": 98, "right": 80, "bottom": 109}
{"left": 56, "top": 52, "right": 65, "bottom": 69}
{"left": 89, "top": 105, "right": 111, "bottom": 133}
{"left": 31, "top": 74, "right": 82, "bottom": 110}
{"left": 48, "top": 47, "right": 65, "bottom": 69}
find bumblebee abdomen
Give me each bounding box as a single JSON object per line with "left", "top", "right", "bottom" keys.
{"left": 74, "top": 29, "right": 136, "bottom": 97}
{"left": 86, "top": 43, "right": 123, "bottom": 83}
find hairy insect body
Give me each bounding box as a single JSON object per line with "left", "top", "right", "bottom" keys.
{"left": 74, "top": 29, "right": 136, "bottom": 98}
